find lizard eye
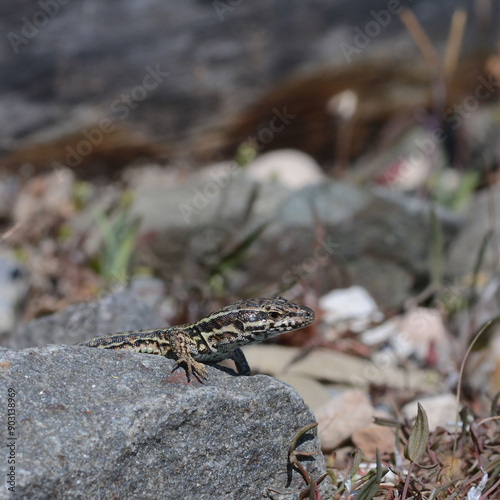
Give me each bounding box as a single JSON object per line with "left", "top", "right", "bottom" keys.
{"left": 269, "top": 311, "right": 280, "bottom": 319}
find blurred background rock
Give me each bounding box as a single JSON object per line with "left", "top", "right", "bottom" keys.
{"left": 1, "top": 0, "right": 498, "bottom": 174}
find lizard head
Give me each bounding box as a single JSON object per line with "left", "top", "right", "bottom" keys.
{"left": 235, "top": 296, "right": 315, "bottom": 337}
{"left": 197, "top": 297, "right": 315, "bottom": 349}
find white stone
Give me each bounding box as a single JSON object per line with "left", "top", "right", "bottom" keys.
{"left": 319, "top": 286, "right": 382, "bottom": 329}
{"left": 361, "top": 318, "right": 399, "bottom": 345}
{"left": 245, "top": 149, "right": 325, "bottom": 189}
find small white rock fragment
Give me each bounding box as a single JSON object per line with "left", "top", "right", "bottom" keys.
{"left": 361, "top": 318, "right": 399, "bottom": 346}
{"left": 245, "top": 149, "right": 325, "bottom": 189}
{"left": 467, "top": 468, "right": 488, "bottom": 500}
{"left": 319, "top": 286, "right": 383, "bottom": 331}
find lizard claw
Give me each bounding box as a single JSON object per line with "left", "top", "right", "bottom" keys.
{"left": 172, "top": 355, "right": 208, "bottom": 382}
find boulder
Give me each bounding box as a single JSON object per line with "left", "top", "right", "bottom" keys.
{"left": 6, "top": 290, "right": 164, "bottom": 349}
{"left": 0, "top": 347, "right": 332, "bottom": 499}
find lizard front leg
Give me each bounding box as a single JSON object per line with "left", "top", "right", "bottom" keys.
{"left": 230, "top": 347, "right": 252, "bottom": 376}
{"left": 167, "top": 329, "right": 208, "bottom": 381}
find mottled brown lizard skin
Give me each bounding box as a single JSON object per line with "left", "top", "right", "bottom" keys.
{"left": 77, "top": 297, "right": 315, "bottom": 381}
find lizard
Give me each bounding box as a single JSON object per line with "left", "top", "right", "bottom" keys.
{"left": 76, "top": 296, "right": 315, "bottom": 381}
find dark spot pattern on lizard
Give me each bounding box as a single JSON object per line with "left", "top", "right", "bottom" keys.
{"left": 77, "top": 296, "right": 315, "bottom": 382}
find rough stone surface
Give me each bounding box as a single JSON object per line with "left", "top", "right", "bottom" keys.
{"left": 6, "top": 290, "right": 164, "bottom": 349}
{"left": 0, "top": 345, "right": 332, "bottom": 499}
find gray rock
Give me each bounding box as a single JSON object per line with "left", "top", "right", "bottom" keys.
{"left": 346, "top": 256, "right": 412, "bottom": 312}
{"left": 0, "top": 345, "right": 332, "bottom": 499}
{"left": 0, "top": 1, "right": 491, "bottom": 161}
{"left": 7, "top": 290, "right": 164, "bottom": 349}
{"left": 130, "top": 167, "right": 266, "bottom": 232}
{"left": 132, "top": 174, "right": 461, "bottom": 310}
{"left": 243, "top": 182, "right": 461, "bottom": 309}
{"left": 276, "top": 182, "right": 370, "bottom": 227}
{"left": 331, "top": 186, "right": 462, "bottom": 276}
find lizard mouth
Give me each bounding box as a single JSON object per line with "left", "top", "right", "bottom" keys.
{"left": 256, "top": 317, "right": 313, "bottom": 334}
{"left": 300, "top": 306, "right": 315, "bottom": 322}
